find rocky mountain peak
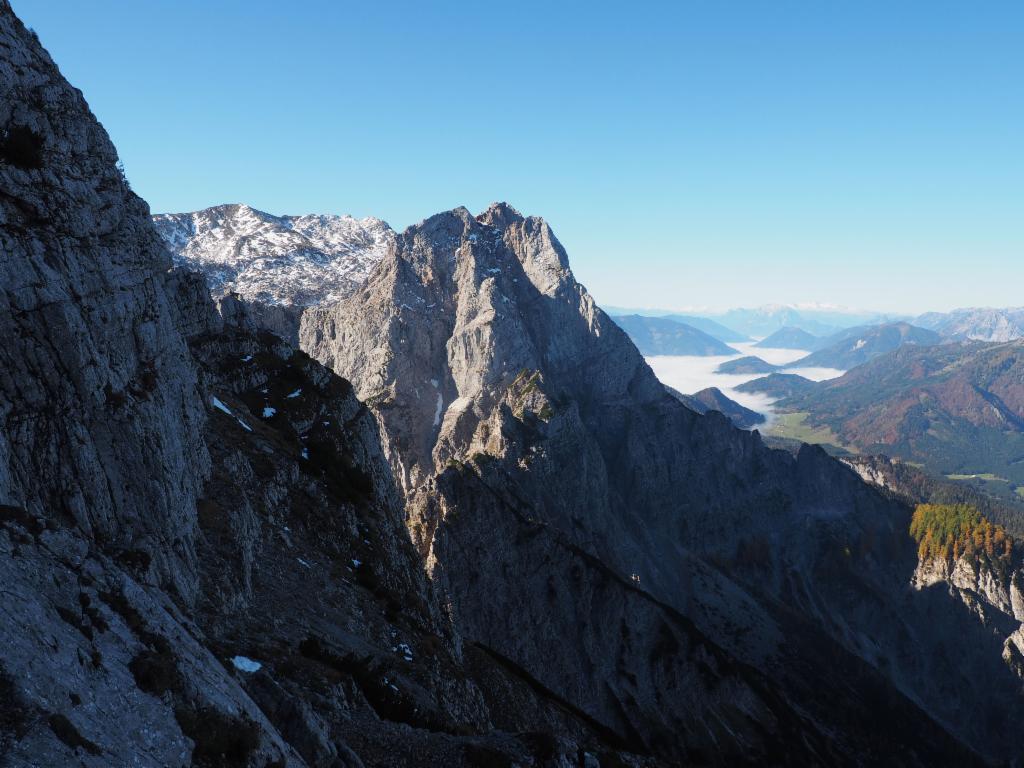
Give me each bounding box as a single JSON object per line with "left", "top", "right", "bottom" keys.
{"left": 299, "top": 197, "right": 1024, "bottom": 763}
{"left": 152, "top": 202, "right": 393, "bottom": 308}
{"left": 476, "top": 200, "right": 522, "bottom": 224}
{"left": 7, "top": 1, "right": 1024, "bottom": 762}
{"left": 7, "top": 10, "right": 669, "bottom": 764}
{"left": 302, "top": 203, "right": 653, "bottom": 507}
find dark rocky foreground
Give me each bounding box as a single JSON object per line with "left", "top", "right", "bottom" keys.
{"left": 2, "top": 3, "right": 1023, "bottom": 765}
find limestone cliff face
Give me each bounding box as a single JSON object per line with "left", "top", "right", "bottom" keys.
{"left": 300, "top": 204, "right": 1016, "bottom": 762}
{"left": 912, "top": 550, "right": 1024, "bottom": 695}
{"left": 0, "top": 3, "right": 209, "bottom": 601}
{"left": 0, "top": 8, "right": 669, "bottom": 766}
{"left": 846, "top": 455, "right": 1024, "bottom": 687}
{"left": 0, "top": 6, "right": 278, "bottom": 763}
{"left": 0, "top": 2, "right": 1017, "bottom": 763}
{"left": 913, "top": 554, "right": 1024, "bottom": 622}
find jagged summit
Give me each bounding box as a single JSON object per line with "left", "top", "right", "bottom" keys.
{"left": 300, "top": 202, "right": 1011, "bottom": 763}
{"left": 5, "top": 1, "right": 1024, "bottom": 763}
{"left": 6, "top": 8, "right": 704, "bottom": 763}
{"left": 151, "top": 200, "right": 556, "bottom": 319}
{"left": 476, "top": 200, "right": 525, "bottom": 227}
{"left": 302, "top": 201, "right": 642, "bottom": 503}
{"left": 152, "top": 202, "right": 394, "bottom": 307}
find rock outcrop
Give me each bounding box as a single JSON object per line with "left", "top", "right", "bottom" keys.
{"left": 847, "top": 458, "right": 1024, "bottom": 691}
{"left": 3, "top": 2, "right": 1022, "bottom": 764}
{"left": 0, "top": 8, "right": 208, "bottom": 602}
{"left": 0, "top": 7, "right": 662, "bottom": 765}
{"left": 301, "top": 204, "right": 1019, "bottom": 762}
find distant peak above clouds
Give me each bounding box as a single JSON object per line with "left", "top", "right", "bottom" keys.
{"left": 707, "top": 305, "right": 907, "bottom": 339}
{"left": 602, "top": 302, "right": 907, "bottom": 339}
{"left": 914, "top": 307, "right": 1024, "bottom": 343}
{"left": 152, "top": 203, "right": 394, "bottom": 307}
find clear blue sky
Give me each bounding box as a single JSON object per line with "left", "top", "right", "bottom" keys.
{"left": 13, "top": 0, "right": 1023, "bottom": 314}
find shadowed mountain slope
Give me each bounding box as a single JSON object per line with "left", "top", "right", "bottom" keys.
{"left": 301, "top": 203, "right": 1019, "bottom": 763}
{"left": 611, "top": 314, "right": 738, "bottom": 355}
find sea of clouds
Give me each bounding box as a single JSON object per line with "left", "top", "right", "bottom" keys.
{"left": 646, "top": 342, "right": 844, "bottom": 429}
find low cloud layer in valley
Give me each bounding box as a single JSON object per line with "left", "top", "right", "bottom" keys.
{"left": 646, "top": 342, "right": 845, "bottom": 428}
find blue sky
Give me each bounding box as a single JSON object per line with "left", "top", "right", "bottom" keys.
{"left": 13, "top": 0, "right": 1023, "bottom": 314}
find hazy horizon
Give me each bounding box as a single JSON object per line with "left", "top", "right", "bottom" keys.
{"left": 603, "top": 301, "right": 935, "bottom": 319}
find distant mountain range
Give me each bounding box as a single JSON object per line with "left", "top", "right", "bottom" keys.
{"left": 774, "top": 340, "right": 1024, "bottom": 495}
{"left": 915, "top": 307, "right": 1024, "bottom": 342}
{"left": 792, "top": 322, "right": 942, "bottom": 370}
{"left": 603, "top": 304, "right": 910, "bottom": 340}
{"left": 722, "top": 323, "right": 941, "bottom": 375}
{"left": 658, "top": 314, "right": 750, "bottom": 342}
{"left": 711, "top": 304, "right": 917, "bottom": 338}
{"left": 715, "top": 305, "right": 846, "bottom": 337}
{"left": 754, "top": 326, "right": 820, "bottom": 350}
{"left": 604, "top": 305, "right": 1024, "bottom": 346}
{"left": 610, "top": 315, "right": 737, "bottom": 355}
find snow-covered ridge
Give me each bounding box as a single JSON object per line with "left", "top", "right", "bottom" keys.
{"left": 153, "top": 203, "right": 394, "bottom": 307}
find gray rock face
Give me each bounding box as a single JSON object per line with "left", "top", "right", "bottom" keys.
{"left": 0, "top": 8, "right": 665, "bottom": 766}
{"left": 300, "top": 203, "right": 1014, "bottom": 762}
{"left": 0, "top": 2, "right": 208, "bottom": 604}
{"left": 1, "top": 2, "right": 1019, "bottom": 764}
{"left": 0, "top": 7, "right": 291, "bottom": 763}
